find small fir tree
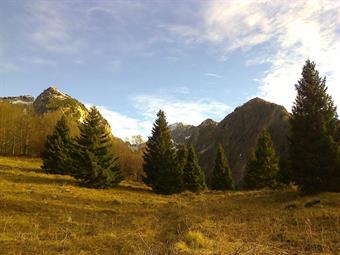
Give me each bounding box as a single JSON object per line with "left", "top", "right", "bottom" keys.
{"left": 72, "top": 107, "right": 123, "bottom": 188}
{"left": 212, "top": 144, "right": 234, "bottom": 190}
{"left": 290, "top": 60, "right": 339, "bottom": 193}
{"left": 143, "top": 110, "right": 182, "bottom": 194}
{"left": 244, "top": 129, "right": 279, "bottom": 189}
{"left": 42, "top": 115, "right": 72, "bottom": 175}
{"left": 183, "top": 144, "right": 206, "bottom": 192}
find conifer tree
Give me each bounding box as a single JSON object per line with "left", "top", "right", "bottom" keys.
{"left": 290, "top": 60, "right": 339, "bottom": 193}
{"left": 177, "top": 144, "right": 188, "bottom": 173}
{"left": 211, "top": 144, "right": 234, "bottom": 190}
{"left": 42, "top": 115, "right": 72, "bottom": 175}
{"left": 244, "top": 129, "right": 279, "bottom": 189}
{"left": 183, "top": 144, "right": 206, "bottom": 192}
{"left": 143, "top": 110, "right": 182, "bottom": 194}
{"left": 72, "top": 107, "right": 123, "bottom": 188}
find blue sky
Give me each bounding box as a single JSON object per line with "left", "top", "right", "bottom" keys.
{"left": 1, "top": 0, "right": 339, "bottom": 139}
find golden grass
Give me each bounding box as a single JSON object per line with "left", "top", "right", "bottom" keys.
{"left": 0, "top": 156, "right": 339, "bottom": 254}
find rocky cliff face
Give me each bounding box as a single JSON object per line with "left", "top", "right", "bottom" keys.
{"left": 33, "top": 87, "right": 88, "bottom": 122}
{"left": 171, "top": 97, "right": 290, "bottom": 186}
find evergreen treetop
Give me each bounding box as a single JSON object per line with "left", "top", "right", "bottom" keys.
{"left": 72, "top": 106, "right": 123, "bottom": 188}
{"left": 183, "top": 144, "right": 206, "bottom": 192}
{"left": 41, "top": 115, "right": 72, "bottom": 175}
{"left": 177, "top": 143, "right": 188, "bottom": 172}
{"left": 244, "top": 128, "right": 279, "bottom": 189}
{"left": 143, "top": 110, "right": 182, "bottom": 194}
{"left": 290, "top": 60, "right": 339, "bottom": 193}
{"left": 212, "top": 144, "right": 234, "bottom": 190}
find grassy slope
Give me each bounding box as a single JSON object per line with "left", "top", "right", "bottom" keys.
{"left": 0, "top": 157, "right": 339, "bottom": 255}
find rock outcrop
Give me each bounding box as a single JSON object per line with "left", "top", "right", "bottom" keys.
{"left": 33, "top": 87, "right": 88, "bottom": 122}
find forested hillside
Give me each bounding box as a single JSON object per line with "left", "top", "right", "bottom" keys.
{"left": 0, "top": 89, "right": 144, "bottom": 181}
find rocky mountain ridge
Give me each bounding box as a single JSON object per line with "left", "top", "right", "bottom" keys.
{"left": 33, "top": 87, "right": 88, "bottom": 122}
{"left": 171, "top": 97, "right": 290, "bottom": 186}
{"left": 0, "top": 95, "right": 34, "bottom": 104}
{"left": 1, "top": 87, "right": 88, "bottom": 122}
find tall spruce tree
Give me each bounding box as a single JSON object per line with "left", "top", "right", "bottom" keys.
{"left": 290, "top": 60, "right": 339, "bottom": 193}
{"left": 143, "top": 110, "right": 182, "bottom": 194}
{"left": 244, "top": 129, "right": 279, "bottom": 189}
{"left": 183, "top": 144, "right": 206, "bottom": 192}
{"left": 42, "top": 115, "right": 72, "bottom": 175}
{"left": 72, "top": 107, "right": 123, "bottom": 188}
{"left": 211, "top": 144, "right": 234, "bottom": 190}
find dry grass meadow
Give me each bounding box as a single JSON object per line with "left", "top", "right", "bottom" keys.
{"left": 0, "top": 156, "right": 339, "bottom": 255}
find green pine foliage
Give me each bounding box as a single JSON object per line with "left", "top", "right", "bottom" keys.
{"left": 183, "top": 144, "right": 206, "bottom": 192}
{"left": 72, "top": 106, "right": 123, "bottom": 188}
{"left": 41, "top": 115, "right": 72, "bottom": 175}
{"left": 244, "top": 129, "right": 279, "bottom": 189}
{"left": 276, "top": 152, "right": 292, "bottom": 185}
{"left": 177, "top": 144, "right": 188, "bottom": 173}
{"left": 211, "top": 144, "right": 234, "bottom": 190}
{"left": 143, "top": 110, "right": 182, "bottom": 194}
{"left": 290, "top": 60, "right": 339, "bottom": 193}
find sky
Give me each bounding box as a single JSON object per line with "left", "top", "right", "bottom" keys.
{"left": 0, "top": 0, "right": 339, "bottom": 140}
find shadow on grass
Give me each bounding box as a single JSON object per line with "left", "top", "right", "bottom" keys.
{"left": 0, "top": 172, "right": 76, "bottom": 186}
{"left": 115, "top": 184, "right": 152, "bottom": 194}
{"left": 0, "top": 164, "right": 43, "bottom": 174}
{"left": 232, "top": 190, "right": 301, "bottom": 206}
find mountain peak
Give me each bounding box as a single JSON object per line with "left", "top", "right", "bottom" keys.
{"left": 40, "top": 86, "right": 69, "bottom": 99}
{"left": 199, "top": 118, "right": 217, "bottom": 127}
{"left": 234, "top": 97, "right": 288, "bottom": 114}
{"left": 32, "top": 87, "right": 87, "bottom": 122}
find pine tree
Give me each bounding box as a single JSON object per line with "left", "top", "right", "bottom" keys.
{"left": 143, "top": 110, "right": 182, "bottom": 194}
{"left": 212, "top": 144, "right": 234, "bottom": 190}
{"left": 41, "top": 115, "right": 72, "bottom": 175}
{"left": 183, "top": 144, "right": 206, "bottom": 192}
{"left": 177, "top": 144, "right": 188, "bottom": 173}
{"left": 244, "top": 129, "right": 279, "bottom": 189}
{"left": 72, "top": 107, "right": 123, "bottom": 188}
{"left": 290, "top": 60, "right": 339, "bottom": 193}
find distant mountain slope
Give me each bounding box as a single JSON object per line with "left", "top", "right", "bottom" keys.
{"left": 171, "top": 97, "right": 290, "bottom": 186}
{"left": 0, "top": 95, "right": 34, "bottom": 105}
{"left": 0, "top": 87, "right": 88, "bottom": 122}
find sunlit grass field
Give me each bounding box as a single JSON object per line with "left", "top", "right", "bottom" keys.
{"left": 0, "top": 156, "right": 339, "bottom": 254}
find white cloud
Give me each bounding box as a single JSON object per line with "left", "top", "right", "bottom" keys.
{"left": 84, "top": 95, "right": 230, "bottom": 140}
{"left": 132, "top": 94, "right": 231, "bottom": 127}
{"left": 29, "top": 1, "right": 81, "bottom": 53}
{"left": 204, "top": 72, "right": 222, "bottom": 79}
{"left": 85, "top": 103, "right": 147, "bottom": 140}
{"left": 169, "top": 0, "right": 340, "bottom": 111}
{"left": 97, "top": 106, "right": 147, "bottom": 140}
{"left": 206, "top": 1, "right": 340, "bottom": 109}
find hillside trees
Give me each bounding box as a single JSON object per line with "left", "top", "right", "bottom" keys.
{"left": 41, "top": 115, "right": 73, "bottom": 175}
{"left": 0, "top": 102, "right": 66, "bottom": 156}
{"left": 290, "top": 60, "right": 339, "bottom": 193}
{"left": 211, "top": 144, "right": 234, "bottom": 190}
{"left": 71, "top": 107, "right": 123, "bottom": 188}
{"left": 143, "top": 110, "right": 183, "bottom": 194}
{"left": 111, "top": 137, "right": 145, "bottom": 181}
{"left": 182, "top": 144, "right": 206, "bottom": 192}
{"left": 244, "top": 129, "right": 279, "bottom": 189}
